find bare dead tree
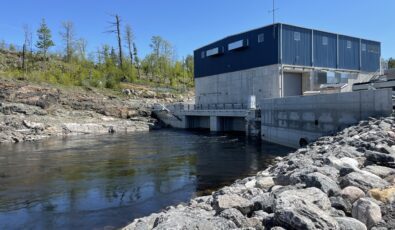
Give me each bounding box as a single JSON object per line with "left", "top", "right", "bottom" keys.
{"left": 60, "top": 21, "right": 75, "bottom": 62}
{"left": 124, "top": 24, "right": 134, "bottom": 65}
{"left": 105, "top": 14, "right": 123, "bottom": 69}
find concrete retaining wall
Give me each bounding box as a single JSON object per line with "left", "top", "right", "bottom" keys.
{"left": 195, "top": 64, "right": 281, "bottom": 107}
{"left": 261, "top": 89, "right": 393, "bottom": 148}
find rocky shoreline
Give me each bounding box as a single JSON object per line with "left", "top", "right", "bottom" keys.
{"left": 124, "top": 116, "right": 395, "bottom": 230}
{"left": 0, "top": 78, "right": 190, "bottom": 143}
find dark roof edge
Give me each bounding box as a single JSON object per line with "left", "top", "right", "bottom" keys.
{"left": 194, "top": 22, "right": 380, "bottom": 52}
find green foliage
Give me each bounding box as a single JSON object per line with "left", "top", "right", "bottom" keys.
{"left": 389, "top": 58, "right": 395, "bottom": 69}
{"left": 36, "top": 18, "right": 55, "bottom": 57}
{"left": 1, "top": 18, "right": 194, "bottom": 91}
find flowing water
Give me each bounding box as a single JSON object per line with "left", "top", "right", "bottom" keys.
{"left": 0, "top": 130, "right": 293, "bottom": 230}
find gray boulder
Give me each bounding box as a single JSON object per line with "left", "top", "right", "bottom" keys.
{"left": 365, "top": 150, "right": 395, "bottom": 168}
{"left": 251, "top": 192, "right": 273, "bottom": 213}
{"left": 219, "top": 208, "right": 255, "bottom": 228}
{"left": 340, "top": 171, "right": 389, "bottom": 192}
{"left": 341, "top": 186, "right": 365, "bottom": 203}
{"left": 256, "top": 176, "right": 275, "bottom": 190}
{"left": 123, "top": 207, "right": 236, "bottom": 230}
{"left": 334, "top": 217, "right": 367, "bottom": 230}
{"left": 362, "top": 165, "right": 395, "bottom": 178}
{"left": 304, "top": 172, "right": 341, "bottom": 196}
{"left": 352, "top": 198, "right": 382, "bottom": 228}
{"left": 212, "top": 194, "right": 253, "bottom": 215}
{"left": 273, "top": 198, "right": 339, "bottom": 230}
{"left": 274, "top": 187, "right": 332, "bottom": 210}
{"left": 330, "top": 196, "right": 352, "bottom": 215}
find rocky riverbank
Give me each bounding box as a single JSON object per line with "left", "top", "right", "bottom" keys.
{"left": 124, "top": 116, "right": 395, "bottom": 230}
{"left": 0, "top": 78, "right": 192, "bottom": 143}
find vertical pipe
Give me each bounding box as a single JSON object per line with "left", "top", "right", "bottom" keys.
{"left": 280, "top": 24, "right": 283, "bottom": 64}
{"left": 311, "top": 30, "right": 314, "bottom": 67}
{"left": 336, "top": 34, "right": 339, "bottom": 69}
{"left": 359, "top": 39, "right": 362, "bottom": 71}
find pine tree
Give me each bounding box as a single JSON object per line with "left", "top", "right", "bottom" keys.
{"left": 36, "top": 18, "right": 54, "bottom": 59}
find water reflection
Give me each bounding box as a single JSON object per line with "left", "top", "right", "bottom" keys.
{"left": 0, "top": 130, "right": 292, "bottom": 229}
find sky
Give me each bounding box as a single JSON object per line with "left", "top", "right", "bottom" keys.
{"left": 0, "top": 0, "right": 394, "bottom": 60}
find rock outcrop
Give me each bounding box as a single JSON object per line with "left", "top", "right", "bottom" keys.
{"left": 123, "top": 116, "right": 395, "bottom": 230}
{"left": 0, "top": 78, "right": 190, "bottom": 143}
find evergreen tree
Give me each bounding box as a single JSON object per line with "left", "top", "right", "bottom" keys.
{"left": 36, "top": 19, "right": 55, "bottom": 59}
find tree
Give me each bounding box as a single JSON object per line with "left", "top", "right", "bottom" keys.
{"left": 389, "top": 58, "right": 395, "bottom": 69}
{"left": 106, "top": 14, "right": 123, "bottom": 69}
{"left": 149, "top": 36, "right": 174, "bottom": 81}
{"left": 132, "top": 42, "right": 141, "bottom": 79}
{"left": 36, "top": 18, "right": 54, "bottom": 59}
{"left": 124, "top": 24, "right": 134, "bottom": 64}
{"left": 60, "top": 21, "right": 75, "bottom": 62}
{"left": 75, "top": 38, "right": 87, "bottom": 60}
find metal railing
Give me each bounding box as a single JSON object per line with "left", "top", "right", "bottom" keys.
{"left": 183, "top": 103, "right": 248, "bottom": 111}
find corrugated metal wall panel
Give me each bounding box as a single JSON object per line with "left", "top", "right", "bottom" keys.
{"left": 338, "top": 35, "right": 360, "bottom": 70}
{"left": 194, "top": 25, "right": 279, "bottom": 78}
{"left": 281, "top": 25, "right": 312, "bottom": 66}
{"left": 361, "top": 40, "right": 380, "bottom": 72}
{"left": 313, "top": 31, "right": 337, "bottom": 68}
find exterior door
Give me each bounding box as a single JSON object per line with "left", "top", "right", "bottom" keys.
{"left": 283, "top": 73, "right": 303, "bottom": 97}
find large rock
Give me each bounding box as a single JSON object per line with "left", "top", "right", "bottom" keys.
{"left": 368, "top": 186, "right": 395, "bottom": 203}
{"left": 340, "top": 171, "right": 389, "bottom": 192}
{"left": 304, "top": 172, "right": 341, "bottom": 196}
{"left": 273, "top": 197, "right": 339, "bottom": 230}
{"left": 219, "top": 208, "right": 252, "bottom": 228}
{"left": 212, "top": 194, "right": 253, "bottom": 215}
{"left": 334, "top": 217, "right": 367, "bottom": 230}
{"left": 352, "top": 198, "right": 382, "bottom": 228}
{"left": 365, "top": 150, "right": 395, "bottom": 168}
{"left": 256, "top": 176, "right": 275, "bottom": 190}
{"left": 330, "top": 196, "right": 352, "bottom": 215}
{"left": 362, "top": 165, "right": 395, "bottom": 178}
{"left": 123, "top": 207, "right": 237, "bottom": 230}
{"left": 341, "top": 186, "right": 365, "bottom": 203}
{"left": 251, "top": 192, "right": 273, "bottom": 213}
{"left": 274, "top": 187, "right": 332, "bottom": 210}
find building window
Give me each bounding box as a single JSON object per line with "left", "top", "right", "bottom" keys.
{"left": 361, "top": 43, "right": 366, "bottom": 52}
{"left": 347, "top": 40, "right": 352, "bottom": 49}
{"left": 322, "top": 36, "right": 328, "bottom": 46}
{"left": 294, "top": 32, "right": 301, "bottom": 41}
{"left": 206, "top": 47, "right": 220, "bottom": 57}
{"left": 228, "top": 40, "right": 245, "bottom": 51}
{"left": 201, "top": 51, "right": 205, "bottom": 59}
{"left": 258, "top": 33, "right": 264, "bottom": 43}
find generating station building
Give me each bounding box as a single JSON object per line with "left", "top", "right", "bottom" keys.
{"left": 155, "top": 23, "right": 391, "bottom": 148}
{"left": 193, "top": 23, "right": 381, "bottom": 108}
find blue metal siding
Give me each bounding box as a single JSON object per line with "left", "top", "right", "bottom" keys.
{"left": 194, "top": 25, "right": 279, "bottom": 78}
{"left": 361, "top": 40, "right": 380, "bottom": 72}
{"left": 281, "top": 25, "right": 312, "bottom": 66}
{"left": 313, "top": 31, "right": 337, "bottom": 68}
{"left": 339, "top": 35, "right": 360, "bottom": 70}
{"left": 194, "top": 23, "right": 380, "bottom": 78}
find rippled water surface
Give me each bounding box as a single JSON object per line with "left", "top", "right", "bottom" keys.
{"left": 0, "top": 130, "right": 293, "bottom": 229}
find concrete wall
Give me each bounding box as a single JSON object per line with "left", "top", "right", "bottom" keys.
{"left": 261, "top": 89, "right": 393, "bottom": 148}
{"left": 195, "top": 64, "right": 281, "bottom": 107}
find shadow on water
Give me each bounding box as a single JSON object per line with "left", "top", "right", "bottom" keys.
{"left": 0, "top": 129, "right": 293, "bottom": 230}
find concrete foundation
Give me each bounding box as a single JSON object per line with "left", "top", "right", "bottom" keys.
{"left": 261, "top": 89, "right": 393, "bottom": 148}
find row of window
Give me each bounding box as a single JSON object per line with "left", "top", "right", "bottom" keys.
{"left": 201, "top": 33, "right": 379, "bottom": 59}
{"left": 201, "top": 33, "right": 266, "bottom": 59}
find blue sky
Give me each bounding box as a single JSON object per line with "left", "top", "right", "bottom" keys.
{"left": 0, "top": 0, "right": 394, "bottom": 59}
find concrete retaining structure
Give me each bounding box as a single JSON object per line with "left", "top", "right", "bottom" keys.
{"left": 261, "top": 89, "right": 393, "bottom": 148}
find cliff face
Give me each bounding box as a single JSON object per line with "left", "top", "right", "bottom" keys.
{"left": 0, "top": 77, "right": 191, "bottom": 143}
{"left": 124, "top": 116, "right": 395, "bottom": 230}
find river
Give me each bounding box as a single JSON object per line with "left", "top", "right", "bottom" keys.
{"left": 0, "top": 130, "right": 293, "bottom": 230}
